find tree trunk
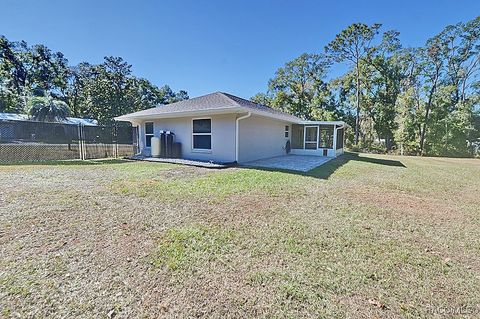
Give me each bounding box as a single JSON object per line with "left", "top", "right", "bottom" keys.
{"left": 386, "top": 135, "right": 392, "bottom": 151}
{"left": 355, "top": 61, "right": 361, "bottom": 145}
{"left": 419, "top": 71, "right": 439, "bottom": 156}
{"left": 460, "top": 78, "right": 467, "bottom": 105}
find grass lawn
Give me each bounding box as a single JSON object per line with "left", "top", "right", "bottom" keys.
{"left": 1, "top": 153, "right": 479, "bottom": 318}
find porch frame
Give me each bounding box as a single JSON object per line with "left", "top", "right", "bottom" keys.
{"left": 291, "top": 121, "right": 345, "bottom": 157}
{"left": 303, "top": 125, "right": 319, "bottom": 150}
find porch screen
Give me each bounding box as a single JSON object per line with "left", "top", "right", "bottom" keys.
{"left": 336, "top": 127, "right": 344, "bottom": 149}
{"left": 291, "top": 124, "right": 304, "bottom": 149}
{"left": 319, "top": 125, "right": 334, "bottom": 149}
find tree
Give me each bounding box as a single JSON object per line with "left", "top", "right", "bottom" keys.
{"left": 174, "top": 90, "right": 189, "bottom": 102}
{"left": 0, "top": 36, "right": 30, "bottom": 109}
{"left": 417, "top": 38, "right": 445, "bottom": 155}
{"left": 267, "top": 53, "right": 331, "bottom": 119}
{"left": 29, "top": 44, "right": 69, "bottom": 96}
{"left": 157, "top": 85, "right": 189, "bottom": 104}
{"left": 439, "top": 18, "right": 480, "bottom": 105}
{"left": 63, "top": 62, "right": 94, "bottom": 117}
{"left": 472, "top": 107, "right": 480, "bottom": 155}
{"left": 250, "top": 92, "right": 273, "bottom": 106}
{"left": 415, "top": 18, "right": 480, "bottom": 156}
{"left": 1, "top": 35, "right": 189, "bottom": 124}
{"left": 80, "top": 56, "right": 133, "bottom": 124}
{"left": 362, "top": 30, "right": 403, "bottom": 150}
{"left": 0, "top": 72, "right": 21, "bottom": 112}
{"left": 28, "top": 96, "right": 70, "bottom": 122}
{"left": 67, "top": 57, "right": 190, "bottom": 124}
{"left": 252, "top": 17, "right": 479, "bottom": 156}
{"left": 393, "top": 48, "right": 424, "bottom": 154}
{"left": 1, "top": 36, "right": 70, "bottom": 110}
{"left": 325, "top": 23, "right": 382, "bottom": 144}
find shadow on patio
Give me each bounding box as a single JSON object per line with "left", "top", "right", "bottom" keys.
{"left": 244, "top": 152, "right": 406, "bottom": 180}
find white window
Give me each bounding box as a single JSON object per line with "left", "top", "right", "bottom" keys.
{"left": 285, "top": 125, "right": 289, "bottom": 138}
{"left": 192, "top": 118, "right": 211, "bottom": 151}
{"left": 145, "top": 122, "right": 154, "bottom": 147}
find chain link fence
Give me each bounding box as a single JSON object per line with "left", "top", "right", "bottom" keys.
{"left": 0, "top": 120, "right": 137, "bottom": 163}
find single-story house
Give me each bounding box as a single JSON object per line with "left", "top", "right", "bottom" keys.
{"left": 115, "top": 92, "right": 346, "bottom": 164}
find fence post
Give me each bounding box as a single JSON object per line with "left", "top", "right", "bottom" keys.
{"left": 80, "top": 124, "right": 86, "bottom": 160}
{"left": 77, "top": 124, "right": 83, "bottom": 160}
{"left": 113, "top": 123, "right": 118, "bottom": 158}
{"left": 116, "top": 123, "right": 119, "bottom": 158}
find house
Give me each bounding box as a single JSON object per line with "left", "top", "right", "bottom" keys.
{"left": 114, "top": 92, "right": 346, "bottom": 164}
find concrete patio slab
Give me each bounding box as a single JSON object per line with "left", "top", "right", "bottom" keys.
{"left": 242, "top": 155, "right": 333, "bottom": 172}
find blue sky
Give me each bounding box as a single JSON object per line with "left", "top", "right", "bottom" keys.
{"left": 2, "top": 0, "right": 479, "bottom": 98}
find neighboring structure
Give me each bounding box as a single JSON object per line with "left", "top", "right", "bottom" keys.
{"left": 0, "top": 113, "right": 98, "bottom": 143}
{"left": 0, "top": 113, "right": 134, "bottom": 163}
{"left": 115, "top": 92, "right": 346, "bottom": 164}
{"left": 0, "top": 113, "right": 98, "bottom": 126}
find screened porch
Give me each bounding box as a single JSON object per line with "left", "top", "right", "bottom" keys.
{"left": 290, "top": 122, "right": 345, "bottom": 157}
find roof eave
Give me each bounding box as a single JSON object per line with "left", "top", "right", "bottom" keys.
{"left": 297, "top": 120, "right": 347, "bottom": 126}
{"left": 114, "top": 106, "right": 246, "bottom": 122}
{"left": 114, "top": 105, "right": 303, "bottom": 124}
{"left": 247, "top": 109, "right": 301, "bottom": 123}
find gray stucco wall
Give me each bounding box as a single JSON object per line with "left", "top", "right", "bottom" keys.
{"left": 237, "top": 115, "right": 290, "bottom": 163}
{"left": 137, "top": 114, "right": 237, "bottom": 163}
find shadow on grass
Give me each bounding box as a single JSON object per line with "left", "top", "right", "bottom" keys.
{"left": 244, "top": 152, "right": 406, "bottom": 180}
{"left": 308, "top": 152, "right": 405, "bottom": 179}
{"left": 0, "top": 158, "right": 132, "bottom": 166}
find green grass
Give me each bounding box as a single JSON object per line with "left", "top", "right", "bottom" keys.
{"left": 151, "top": 225, "right": 236, "bottom": 271}
{"left": 1, "top": 152, "right": 479, "bottom": 318}
{"left": 111, "top": 165, "right": 301, "bottom": 203}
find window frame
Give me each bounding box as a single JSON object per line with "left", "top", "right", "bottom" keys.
{"left": 191, "top": 117, "right": 212, "bottom": 152}
{"left": 144, "top": 122, "right": 154, "bottom": 148}
{"left": 284, "top": 125, "right": 289, "bottom": 138}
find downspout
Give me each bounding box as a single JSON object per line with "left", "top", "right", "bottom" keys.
{"left": 235, "top": 112, "right": 251, "bottom": 163}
